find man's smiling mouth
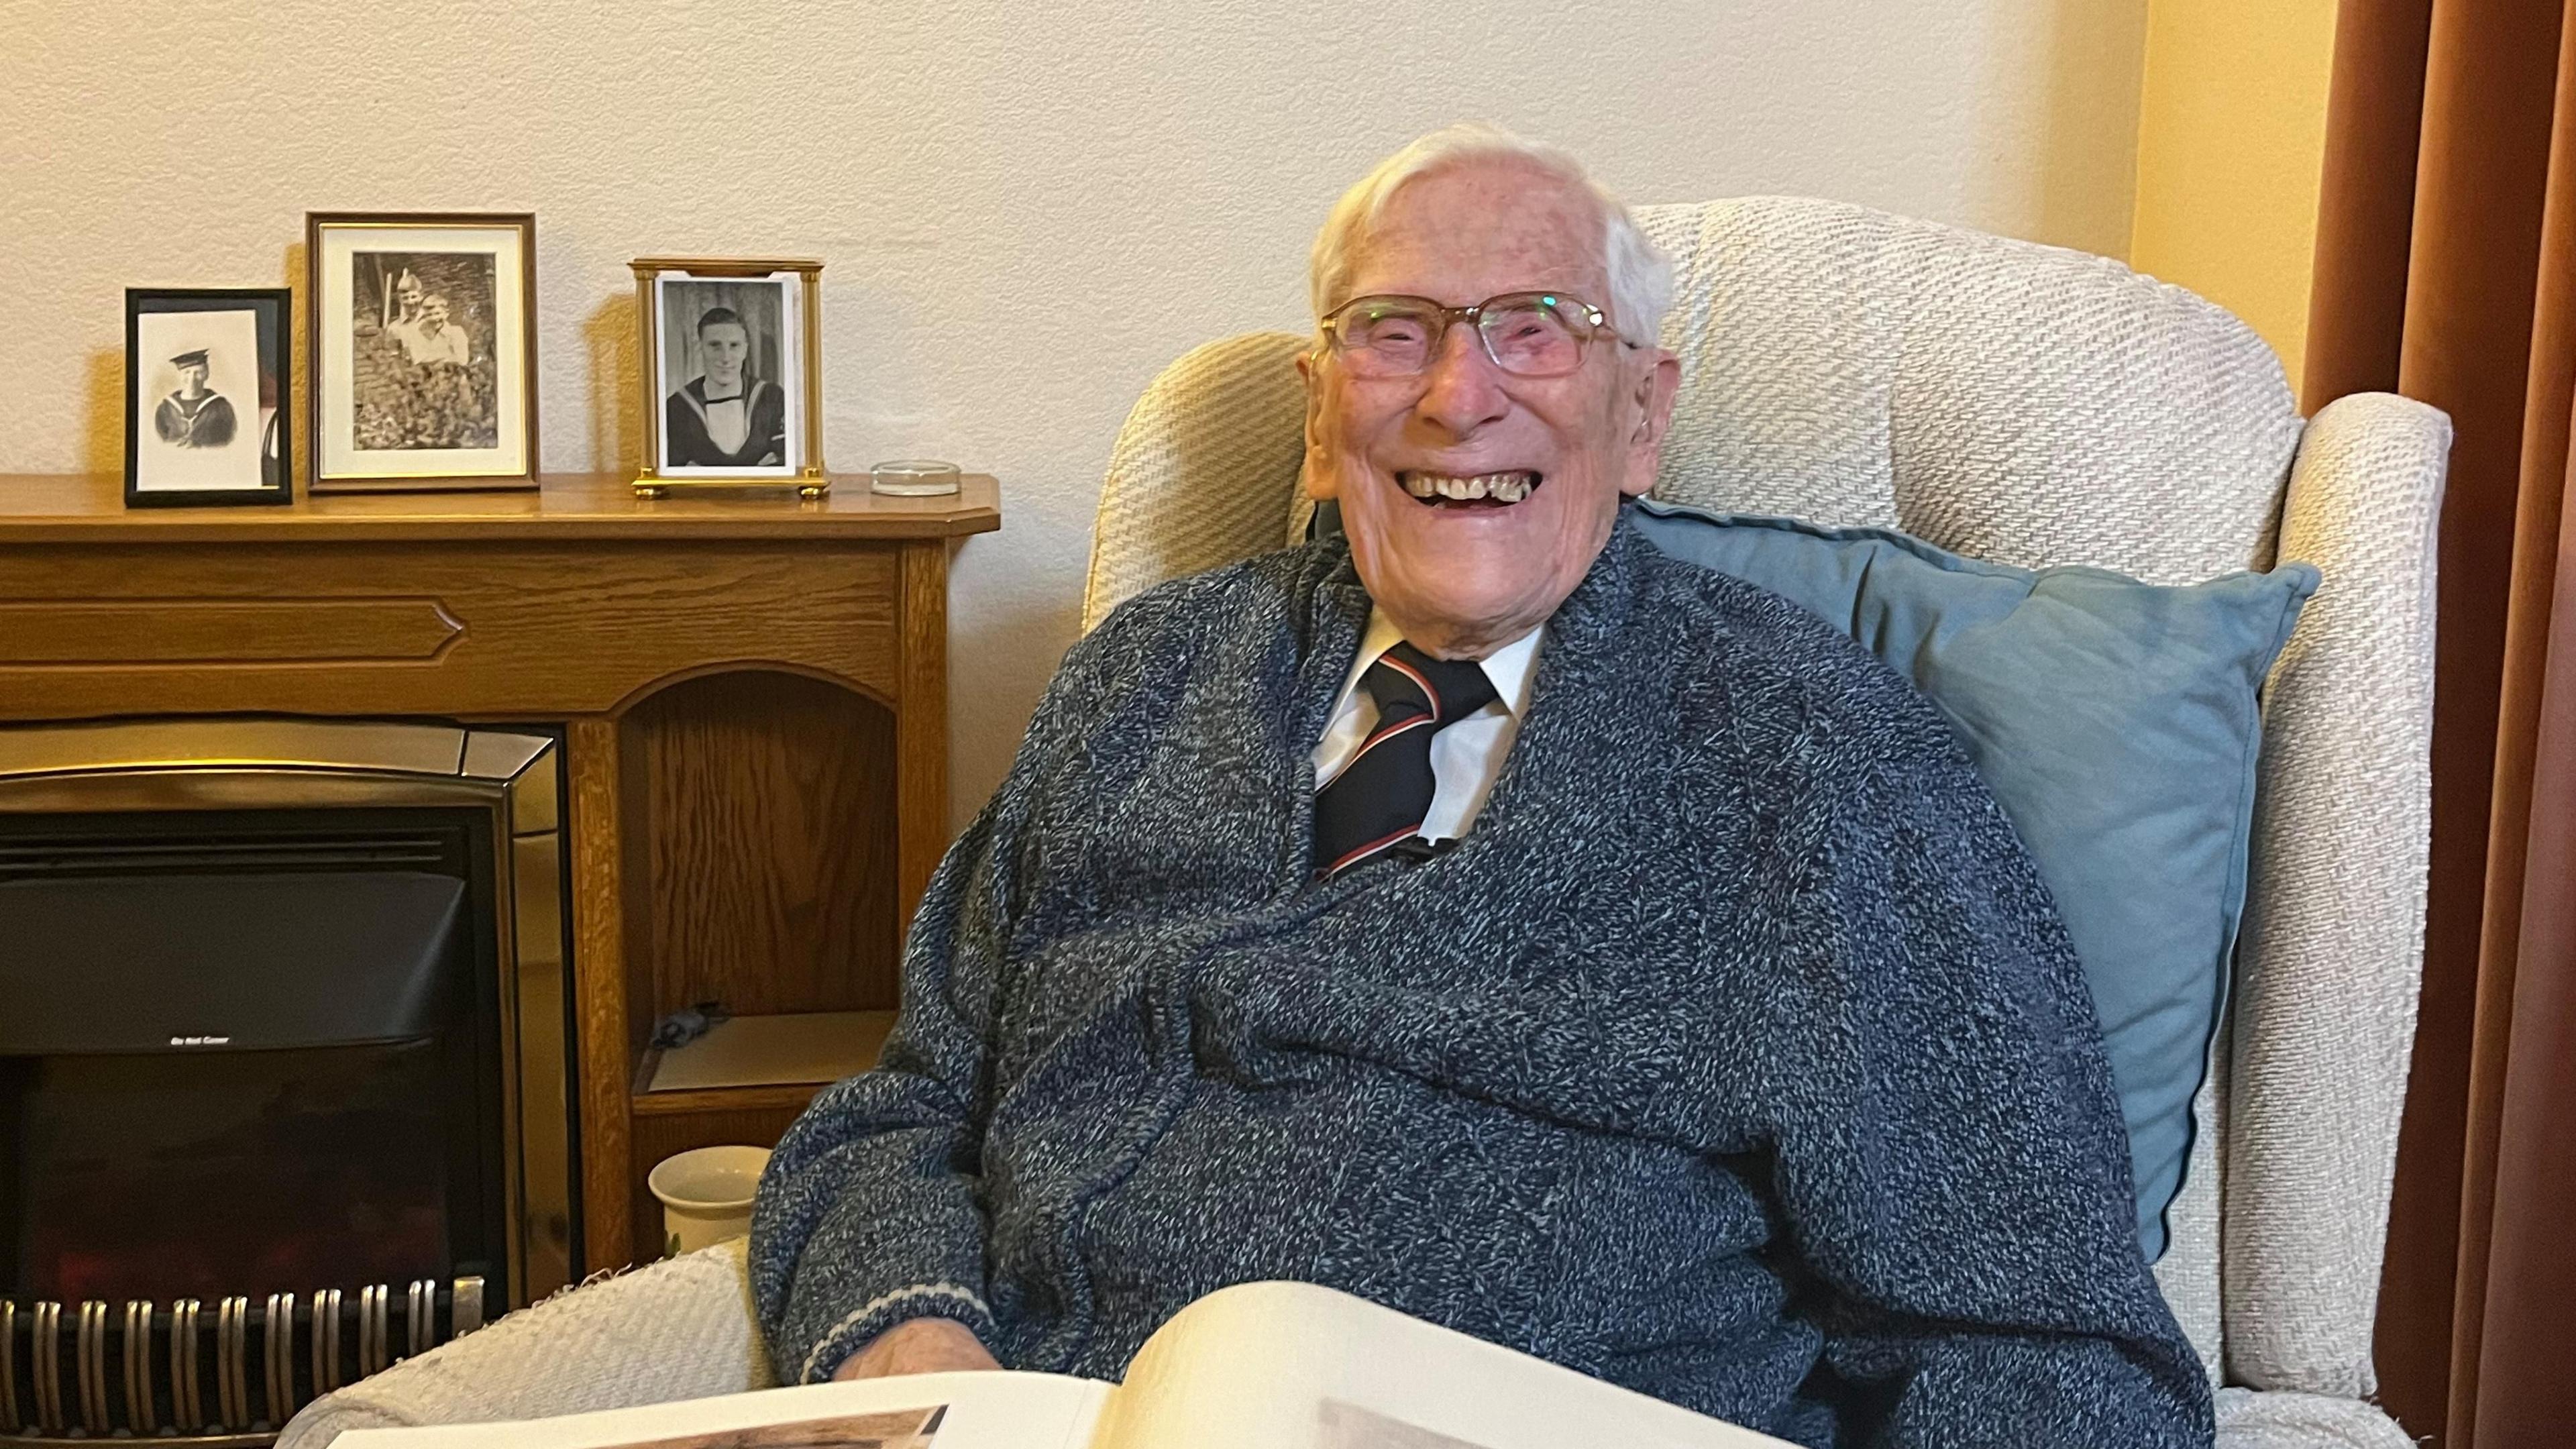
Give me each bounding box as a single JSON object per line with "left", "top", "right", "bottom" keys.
{"left": 1397, "top": 470, "right": 1542, "bottom": 506}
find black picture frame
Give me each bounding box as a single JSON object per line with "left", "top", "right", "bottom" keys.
{"left": 124, "top": 287, "right": 294, "bottom": 508}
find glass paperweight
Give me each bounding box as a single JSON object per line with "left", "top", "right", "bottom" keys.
{"left": 868, "top": 459, "right": 962, "bottom": 496}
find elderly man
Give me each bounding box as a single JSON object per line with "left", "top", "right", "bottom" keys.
{"left": 753, "top": 126, "right": 2208, "bottom": 1448}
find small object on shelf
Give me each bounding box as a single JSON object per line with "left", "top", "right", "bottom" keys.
{"left": 640, "top": 1009, "right": 895, "bottom": 1094}
{"left": 869, "top": 459, "right": 963, "bottom": 496}
{"left": 627, "top": 257, "right": 828, "bottom": 498}
{"left": 647, "top": 1002, "right": 729, "bottom": 1051}
{"left": 123, "top": 288, "right": 294, "bottom": 508}
{"left": 305, "top": 212, "right": 541, "bottom": 494}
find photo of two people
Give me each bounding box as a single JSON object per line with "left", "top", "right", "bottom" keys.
{"left": 350, "top": 250, "right": 499, "bottom": 451}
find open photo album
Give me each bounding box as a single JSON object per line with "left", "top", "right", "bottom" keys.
{"left": 335, "top": 1281, "right": 1796, "bottom": 1449}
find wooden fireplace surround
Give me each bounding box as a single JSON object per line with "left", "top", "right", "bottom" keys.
{"left": 0, "top": 474, "right": 1001, "bottom": 1270}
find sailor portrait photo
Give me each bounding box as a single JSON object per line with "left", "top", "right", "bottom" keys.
{"left": 654, "top": 274, "right": 800, "bottom": 476}
{"left": 123, "top": 288, "right": 290, "bottom": 505}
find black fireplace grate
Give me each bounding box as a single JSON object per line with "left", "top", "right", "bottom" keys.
{"left": 0, "top": 1279, "right": 481, "bottom": 1446}
{"left": 0, "top": 830, "right": 457, "bottom": 881}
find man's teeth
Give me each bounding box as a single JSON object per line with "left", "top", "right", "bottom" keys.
{"left": 1399, "top": 471, "right": 1540, "bottom": 502}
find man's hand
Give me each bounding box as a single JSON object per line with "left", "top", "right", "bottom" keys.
{"left": 829, "top": 1316, "right": 1001, "bottom": 1381}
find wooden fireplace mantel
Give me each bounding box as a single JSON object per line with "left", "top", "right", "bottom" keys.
{"left": 0, "top": 472, "right": 1001, "bottom": 1271}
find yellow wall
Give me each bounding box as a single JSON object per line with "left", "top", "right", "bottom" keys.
{"left": 2130, "top": 0, "right": 2342, "bottom": 404}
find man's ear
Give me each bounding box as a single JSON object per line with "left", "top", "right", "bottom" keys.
{"left": 1297, "top": 349, "right": 1341, "bottom": 500}
{"left": 1619, "top": 350, "right": 1682, "bottom": 498}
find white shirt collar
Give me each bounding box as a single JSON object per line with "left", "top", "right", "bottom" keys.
{"left": 1340, "top": 608, "right": 1542, "bottom": 717}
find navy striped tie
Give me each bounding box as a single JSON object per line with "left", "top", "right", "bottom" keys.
{"left": 1313, "top": 640, "right": 1500, "bottom": 879}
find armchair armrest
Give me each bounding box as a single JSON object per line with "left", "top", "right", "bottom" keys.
{"left": 277, "top": 1242, "right": 770, "bottom": 1449}
{"left": 2225, "top": 390, "right": 2449, "bottom": 1395}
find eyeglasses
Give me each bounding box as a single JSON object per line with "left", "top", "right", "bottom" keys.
{"left": 1317, "top": 291, "right": 1630, "bottom": 379}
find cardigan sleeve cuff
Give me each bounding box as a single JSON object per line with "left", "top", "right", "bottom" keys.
{"left": 792, "top": 1282, "right": 999, "bottom": 1385}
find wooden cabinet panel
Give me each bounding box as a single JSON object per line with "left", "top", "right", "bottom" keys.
{"left": 622, "top": 670, "right": 900, "bottom": 1026}
{"left": 0, "top": 596, "right": 463, "bottom": 664}
{"left": 568, "top": 716, "right": 637, "bottom": 1275}
{"left": 0, "top": 542, "right": 899, "bottom": 719}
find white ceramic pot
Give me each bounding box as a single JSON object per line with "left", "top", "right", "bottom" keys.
{"left": 647, "top": 1144, "right": 773, "bottom": 1258}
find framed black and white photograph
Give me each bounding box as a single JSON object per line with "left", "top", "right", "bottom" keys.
{"left": 630, "top": 258, "right": 826, "bottom": 496}
{"left": 125, "top": 288, "right": 291, "bottom": 507}
{"left": 307, "top": 211, "right": 537, "bottom": 493}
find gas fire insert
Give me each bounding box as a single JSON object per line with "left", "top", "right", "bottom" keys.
{"left": 0, "top": 720, "right": 577, "bottom": 1444}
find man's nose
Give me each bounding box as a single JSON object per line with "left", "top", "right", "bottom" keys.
{"left": 1412, "top": 322, "right": 1509, "bottom": 435}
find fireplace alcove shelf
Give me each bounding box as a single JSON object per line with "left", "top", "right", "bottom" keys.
{"left": 0, "top": 472, "right": 1000, "bottom": 1273}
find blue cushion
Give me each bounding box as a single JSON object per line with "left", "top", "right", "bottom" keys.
{"left": 1628, "top": 500, "right": 2315, "bottom": 1262}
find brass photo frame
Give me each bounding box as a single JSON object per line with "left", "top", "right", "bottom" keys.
{"left": 306, "top": 211, "right": 541, "bottom": 494}
{"left": 631, "top": 258, "right": 826, "bottom": 498}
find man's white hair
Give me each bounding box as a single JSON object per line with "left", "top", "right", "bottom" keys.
{"left": 1307, "top": 122, "right": 1674, "bottom": 345}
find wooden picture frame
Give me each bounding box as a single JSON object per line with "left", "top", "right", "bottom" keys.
{"left": 307, "top": 211, "right": 539, "bottom": 494}
{"left": 629, "top": 258, "right": 826, "bottom": 498}
{"left": 124, "top": 287, "right": 294, "bottom": 508}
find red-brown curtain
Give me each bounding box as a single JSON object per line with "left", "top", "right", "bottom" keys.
{"left": 2306, "top": 1, "right": 2576, "bottom": 1444}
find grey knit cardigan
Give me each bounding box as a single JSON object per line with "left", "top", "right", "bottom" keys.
{"left": 750, "top": 517, "right": 2211, "bottom": 1448}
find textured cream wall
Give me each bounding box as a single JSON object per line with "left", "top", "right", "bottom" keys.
{"left": 5, "top": 0, "right": 2149, "bottom": 824}
{"left": 2129, "top": 0, "right": 2340, "bottom": 403}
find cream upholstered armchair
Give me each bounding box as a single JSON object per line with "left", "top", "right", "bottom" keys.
{"left": 1083, "top": 198, "right": 2451, "bottom": 1449}
{"left": 281, "top": 199, "right": 2448, "bottom": 1449}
